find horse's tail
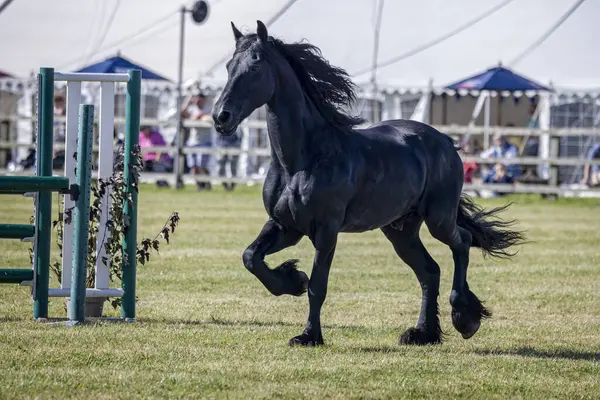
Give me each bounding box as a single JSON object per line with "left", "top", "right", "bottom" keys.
{"left": 456, "top": 194, "right": 526, "bottom": 259}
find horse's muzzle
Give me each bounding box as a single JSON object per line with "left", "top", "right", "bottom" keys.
{"left": 212, "top": 108, "right": 238, "bottom": 136}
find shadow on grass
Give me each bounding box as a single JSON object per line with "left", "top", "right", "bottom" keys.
{"left": 140, "top": 316, "right": 297, "bottom": 328}
{"left": 141, "top": 316, "right": 371, "bottom": 331}
{"left": 341, "top": 345, "right": 600, "bottom": 360}
{"left": 0, "top": 316, "right": 134, "bottom": 325}
{"left": 475, "top": 346, "right": 600, "bottom": 362}
{"left": 355, "top": 346, "right": 405, "bottom": 353}
{"left": 0, "top": 316, "right": 24, "bottom": 323}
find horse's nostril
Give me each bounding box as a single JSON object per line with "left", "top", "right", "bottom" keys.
{"left": 217, "top": 110, "right": 231, "bottom": 124}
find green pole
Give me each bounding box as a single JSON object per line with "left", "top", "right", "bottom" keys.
{"left": 121, "top": 69, "right": 141, "bottom": 321}
{"left": 69, "top": 104, "right": 94, "bottom": 323}
{"left": 0, "top": 268, "right": 34, "bottom": 284}
{"left": 0, "top": 176, "right": 69, "bottom": 193}
{"left": 33, "top": 68, "right": 54, "bottom": 320}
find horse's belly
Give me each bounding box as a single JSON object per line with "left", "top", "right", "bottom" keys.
{"left": 339, "top": 149, "right": 426, "bottom": 232}
{"left": 340, "top": 190, "right": 417, "bottom": 233}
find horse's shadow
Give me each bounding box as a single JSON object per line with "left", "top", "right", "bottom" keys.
{"left": 143, "top": 317, "right": 298, "bottom": 328}
{"left": 141, "top": 316, "right": 369, "bottom": 331}
{"left": 352, "top": 345, "right": 600, "bottom": 361}
{"left": 474, "top": 347, "right": 600, "bottom": 362}
{"left": 136, "top": 318, "right": 600, "bottom": 361}
{"left": 5, "top": 315, "right": 598, "bottom": 361}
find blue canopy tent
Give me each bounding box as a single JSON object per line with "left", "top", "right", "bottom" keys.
{"left": 443, "top": 64, "right": 550, "bottom": 133}
{"left": 444, "top": 64, "right": 553, "bottom": 180}
{"left": 75, "top": 54, "right": 171, "bottom": 81}
{"left": 445, "top": 65, "right": 549, "bottom": 92}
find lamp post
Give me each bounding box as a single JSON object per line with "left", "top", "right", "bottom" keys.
{"left": 174, "top": 0, "right": 210, "bottom": 189}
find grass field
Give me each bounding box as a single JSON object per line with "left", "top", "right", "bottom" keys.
{"left": 1, "top": 185, "right": 599, "bottom": 399}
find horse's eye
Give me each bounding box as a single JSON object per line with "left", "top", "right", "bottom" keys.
{"left": 250, "top": 65, "right": 260, "bottom": 73}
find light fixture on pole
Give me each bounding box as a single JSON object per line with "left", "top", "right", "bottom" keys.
{"left": 174, "top": 0, "right": 210, "bottom": 189}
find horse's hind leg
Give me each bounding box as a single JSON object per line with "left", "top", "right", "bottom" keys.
{"left": 381, "top": 214, "right": 442, "bottom": 345}
{"left": 423, "top": 205, "right": 491, "bottom": 340}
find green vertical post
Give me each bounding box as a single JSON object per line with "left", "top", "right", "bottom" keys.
{"left": 33, "top": 68, "right": 54, "bottom": 320}
{"left": 121, "top": 69, "right": 141, "bottom": 321}
{"left": 69, "top": 104, "right": 94, "bottom": 323}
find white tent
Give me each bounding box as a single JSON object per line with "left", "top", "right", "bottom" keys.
{"left": 0, "top": 0, "right": 599, "bottom": 90}
{"left": 2, "top": 0, "right": 598, "bottom": 184}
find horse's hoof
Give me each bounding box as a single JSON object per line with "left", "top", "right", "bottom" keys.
{"left": 458, "top": 318, "right": 480, "bottom": 339}
{"left": 451, "top": 309, "right": 481, "bottom": 339}
{"left": 290, "top": 269, "right": 309, "bottom": 296}
{"left": 274, "top": 260, "right": 308, "bottom": 296}
{"left": 399, "top": 327, "right": 441, "bottom": 346}
{"left": 288, "top": 333, "right": 324, "bottom": 347}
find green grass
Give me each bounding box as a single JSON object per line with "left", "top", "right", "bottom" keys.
{"left": 1, "top": 185, "right": 599, "bottom": 399}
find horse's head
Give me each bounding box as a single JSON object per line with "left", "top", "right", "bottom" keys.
{"left": 212, "top": 20, "right": 276, "bottom": 136}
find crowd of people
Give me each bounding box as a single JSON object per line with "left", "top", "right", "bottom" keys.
{"left": 179, "top": 90, "right": 241, "bottom": 191}
{"left": 459, "top": 132, "right": 600, "bottom": 189}
{"left": 42, "top": 90, "right": 243, "bottom": 191}
{"left": 7, "top": 93, "right": 600, "bottom": 191}
{"left": 460, "top": 134, "right": 523, "bottom": 186}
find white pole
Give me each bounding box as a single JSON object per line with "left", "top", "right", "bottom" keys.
{"left": 409, "top": 92, "right": 429, "bottom": 123}
{"left": 95, "top": 81, "right": 115, "bottom": 290}
{"left": 393, "top": 94, "right": 401, "bottom": 120}
{"left": 538, "top": 92, "right": 551, "bottom": 180}
{"left": 238, "top": 124, "right": 250, "bottom": 179}
{"left": 483, "top": 91, "right": 491, "bottom": 150}
{"left": 61, "top": 81, "right": 81, "bottom": 290}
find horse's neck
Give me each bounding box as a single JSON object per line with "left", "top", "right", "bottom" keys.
{"left": 266, "top": 68, "right": 327, "bottom": 176}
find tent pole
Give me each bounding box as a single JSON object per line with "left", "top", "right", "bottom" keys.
{"left": 484, "top": 91, "right": 491, "bottom": 149}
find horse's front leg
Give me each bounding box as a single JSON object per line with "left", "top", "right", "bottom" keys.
{"left": 242, "top": 219, "right": 308, "bottom": 296}
{"left": 289, "top": 227, "right": 338, "bottom": 346}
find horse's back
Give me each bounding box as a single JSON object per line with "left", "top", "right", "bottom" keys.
{"left": 351, "top": 118, "right": 463, "bottom": 205}
{"left": 370, "top": 119, "right": 465, "bottom": 207}
{"left": 356, "top": 119, "right": 455, "bottom": 149}
{"left": 353, "top": 119, "right": 460, "bottom": 175}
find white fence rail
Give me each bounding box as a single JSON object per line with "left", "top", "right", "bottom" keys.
{"left": 1, "top": 115, "right": 599, "bottom": 197}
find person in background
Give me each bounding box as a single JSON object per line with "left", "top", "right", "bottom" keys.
{"left": 181, "top": 90, "right": 213, "bottom": 191}
{"left": 217, "top": 128, "right": 242, "bottom": 191}
{"left": 52, "top": 94, "right": 66, "bottom": 170}
{"left": 484, "top": 163, "right": 514, "bottom": 184}
{"left": 138, "top": 125, "right": 172, "bottom": 172}
{"left": 139, "top": 126, "right": 172, "bottom": 188}
{"left": 480, "top": 133, "right": 521, "bottom": 183}
{"left": 580, "top": 142, "right": 600, "bottom": 187}
{"left": 14, "top": 95, "right": 62, "bottom": 171}
{"left": 459, "top": 142, "right": 478, "bottom": 184}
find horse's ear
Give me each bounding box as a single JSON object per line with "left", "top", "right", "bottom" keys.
{"left": 256, "top": 20, "right": 268, "bottom": 41}
{"left": 231, "top": 21, "right": 243, "bottom": 41}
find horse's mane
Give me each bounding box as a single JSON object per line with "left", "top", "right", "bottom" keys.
{"left": 237, "top": 34, "right": 365, "bottom": 130}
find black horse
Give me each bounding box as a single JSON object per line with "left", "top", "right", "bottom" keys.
{"left": 212, "top": 21, "right": 525, "bottom": 347}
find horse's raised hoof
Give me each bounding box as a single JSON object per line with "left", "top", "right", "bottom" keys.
{"left": 451, "top": 309, "right": 481, "bottom": 339}
{"left": 272, "top": 259, "right": 308, "bottom": 296}
{"left": 399, "top": 327, "right": 441, "bottom": 346}
{"left": 449, "top": 289, "right": 491, "bottom": 339}
{"left": 288, "top": 333, "right": 324, "bottom": 347}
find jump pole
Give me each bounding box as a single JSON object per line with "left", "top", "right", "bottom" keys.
{"left": 33, "top": 67, "right": 55, "bottom": 319}
{"left": 121, "top": 69, "right": 141, "bottom": 321}
{"left": 0, "top": 68, "right": 141, "bottom": 321}
{"left": 68, "top": 104, "right": 94, "bottom": 323}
